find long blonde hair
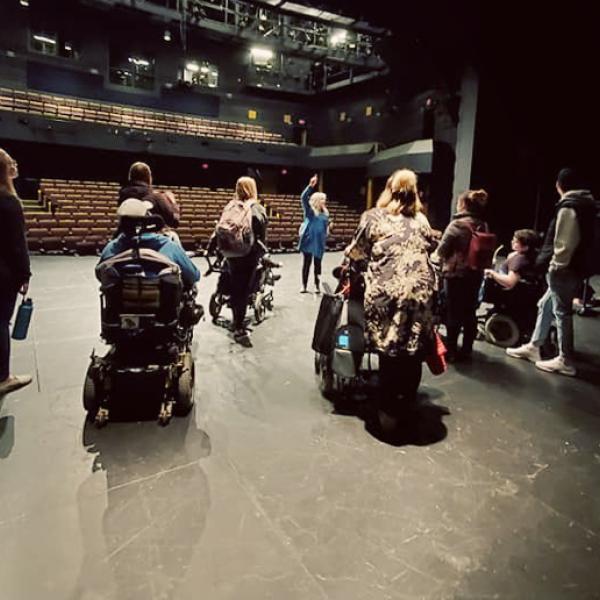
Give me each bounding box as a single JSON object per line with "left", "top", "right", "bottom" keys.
{"left": 235, "top": 176, "right": 258, "bottom": 202}
{"left": 376, "top": 169, "right": 421, "bottom": 217}
{"left": 309, "top": 192, "right": 328, "bottom": 216}
{"left": 0, "top": 148, "right": 17, "bottom": 196}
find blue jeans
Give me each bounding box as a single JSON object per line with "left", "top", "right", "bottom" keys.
{"left": 530, "top": 269, "right": 580, "bottom": 360}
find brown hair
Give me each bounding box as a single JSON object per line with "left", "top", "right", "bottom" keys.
{"left": 513, "top": 228, "right": 539, "bottom": 256}
{"left": 235, "top": 176, "right": 258, "bottom": 202}
{"left": 0, "top": 148, "right": 17, "bottom": 196}
{"left": 457, "top": 189, "right": 488, "bottom": 214}
{"left": 128, "top": 161, "right": 152, "bottom": 185}
{"left": 377, "top": 169, "right": 421, "bottom": 217}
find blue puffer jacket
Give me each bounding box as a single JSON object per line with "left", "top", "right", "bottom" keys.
{"left": 298, "top": 185, "right": 329, "bottom": 259}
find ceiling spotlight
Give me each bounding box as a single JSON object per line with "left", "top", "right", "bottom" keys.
{"left": 20, "top": 0, "right": 29, "bottom": 6}
{"left": 330, "top": 29, "right": 347, "bottom": 47}
{"left": 185, "top": 61, "right": 199, "bottom": 72}
{"left": 163, "top": 29, "right": 172, "bottom": 42}
{"left": 250, "top": 47, "right": 273, "bottom": 61}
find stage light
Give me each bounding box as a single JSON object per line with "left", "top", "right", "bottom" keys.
{"left": 33, "top": 34, "right": 56, "bottom": 45}
{"left": 201, "top": 163, "right": 209, "bottom": 170}
{"left": 330, "top": 29, "right": 347, "bottom": 47}
{"left": 250, "top": 47, "right": 274, "bottom": 61}
{"left": 200, "top": 65, "right": 209, "bottom": 73}
{"left": 64, "top": 42, "right": 72, "bottom": 52}
{"left": 298, "top": 118, "right": 306, "bottom": 126}
{"left": 19, "top": 0, "right": 29, "bottom": 6}
{"left": 163, "top": 29, "right": 172, "bottom": 42}
{"left": 128, "top": 57, "right": 150, "bottom": 67}
{"left": 185, "top": 61, "right": 200, "bottom": 72}
{"left": 281, "top": 168, "right": 288, "bottom": 175}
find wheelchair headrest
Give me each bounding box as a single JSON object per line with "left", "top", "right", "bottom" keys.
{"left": 119, "top": 214, "right": 166, "bottom": 236}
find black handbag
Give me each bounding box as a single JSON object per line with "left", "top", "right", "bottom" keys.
{"left": 311, "top": 292, "right": 343, "bottom": 353}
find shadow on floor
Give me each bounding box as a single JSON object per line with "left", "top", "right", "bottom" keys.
{"left": 331, "top": 389, "right": 450, "bottom": 448}
{"left": 0, "top": 415, "right": 15, "bottom": 459}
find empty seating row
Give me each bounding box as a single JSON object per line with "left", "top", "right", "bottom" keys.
{"left": 0, "top": 87, "right": 292, "bottom": 145}
{"left": 26, "top": 179, "right": 361, "bottom": 253}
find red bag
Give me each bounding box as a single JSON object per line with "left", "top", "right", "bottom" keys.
{"left": 466, "top": 223, "right": 497, "bottom": 270}
{"left": 426, "top": 331, "right": 447, "bottom": 376}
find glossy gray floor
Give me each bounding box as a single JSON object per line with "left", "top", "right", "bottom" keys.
{"left": 1, "top": 254, "right": 599, "bottom": 600}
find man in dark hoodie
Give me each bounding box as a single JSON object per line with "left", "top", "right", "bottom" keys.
{"left": 506, "top": 168, "right": 596, "bottom": 376}
{"left": 118, "top": 162, "right": 180, "bottom": 229}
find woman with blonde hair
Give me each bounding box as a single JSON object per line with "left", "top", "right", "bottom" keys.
{"left": 298, "top": 173, "right": 329, "bottom": 293}
{"left": 346, "top": 168, "right": 438, "bottom": 428}
{"left": 222, "top": 175, "right": 268, "bottom": 346}
{"left": 0, "top": 148, "right": 32, "bottom": 395}
{"left": 437, "top": 188, "right": 490, "bottom": 361}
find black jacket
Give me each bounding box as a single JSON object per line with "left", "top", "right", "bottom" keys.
{"left": 536, "top": 190, "right": 597, "bottom": 276}
{"left": 118, "top": 182, "right": 180, "bottom": 228}
{"left": 0, "top": 191, "right": 31, "bottom": 291}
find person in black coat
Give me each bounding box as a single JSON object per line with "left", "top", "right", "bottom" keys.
{"left": 118, "top": 161, "right": 180, "bottom": 229}
{"left": 0, "top": 148, "right": 32, "bottom": 395}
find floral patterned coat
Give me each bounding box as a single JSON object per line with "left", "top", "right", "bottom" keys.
{"left": 345, "top": 208, "right": 439, "bottom": 357}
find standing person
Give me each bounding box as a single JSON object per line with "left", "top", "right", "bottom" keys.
{"left": 0, "top": 149, "right": 32, "bottom": 395}
{"left": 506, "top": 168, "right": 596, "bottom": 376}
{"left": 118, "top": 161, "right": 180, "bottom": 229}
{"left": 437, "top": 189, "right": 490, "bottom": 361}
{"left": 345, "top": 169, "right": 438, "bottom": 428}
{"left": 222, "top": 176, "right": 268, "bottom": 347}
{"left": 298, "top": 174, "right": 329, "bottom": 294}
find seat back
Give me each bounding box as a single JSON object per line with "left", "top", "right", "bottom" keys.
{"left": 97, "top": 247, "right": 183, "bottom": 344}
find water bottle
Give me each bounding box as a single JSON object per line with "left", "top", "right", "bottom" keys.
{"left": 12, "top": 297, "right": 33, "bottom": 341}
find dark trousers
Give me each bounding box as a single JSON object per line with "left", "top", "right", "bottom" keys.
{"left": 444, "top": 271, "right": 483, "bottom": 354}
{"left": 228, "top": 254, "right": 259, "bottom": 331}
{"left": 379, "top": 353, "right": 423, "bottom": 415}
{"left": 302, "top": 252, "right": 322, "bottom": 288}
{"left": 0, "top": 290, "right": 18, "bottom": 382}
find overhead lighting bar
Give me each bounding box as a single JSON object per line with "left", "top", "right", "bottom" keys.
{"left": 33, "top": 34, "right": 57, "bottom": 45}
{"left": 279, "top": 2, "right": 355, "bottom": 25}
{"left": 128, "top": 57, "right": 150, "bottom": 67}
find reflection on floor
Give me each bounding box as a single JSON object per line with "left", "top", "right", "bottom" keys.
{"left": 1, "top": 254, "right": 599, "bottom": 599}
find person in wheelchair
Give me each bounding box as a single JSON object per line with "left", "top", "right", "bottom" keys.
{"left": 480, "top": 229, "right": 542, "bottom": 346}
{"left": 86, "top": 199, "right": 202, "bottom": 426}
{"left": 100, "top": 198, "right": 200, "bottom": 289}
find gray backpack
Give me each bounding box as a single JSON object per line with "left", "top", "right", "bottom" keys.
{"left": 216, "top": 199, "right": 256, "bottom": 257}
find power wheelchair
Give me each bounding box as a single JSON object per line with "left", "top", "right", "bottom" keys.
{"left": 83, "top": 215, "right": 203, "bottom": 427}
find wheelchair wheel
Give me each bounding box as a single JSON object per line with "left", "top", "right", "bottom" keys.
{"left": 254, "top": 293, "right": 266, "bottom": 324}
{"left": 541, "top": 325, "right": 558, "bottom": 360}
{"left": 319, "top": 354, "right": 337, "bottom": 400}
{"left": 314, "top": 352, "right": 321, "bottom": 375}
{"left": 174, "top": 353, "right": 195, "bottom": 416}
{"left": 484, "top": 313, "right": 520, "bottom": 348}
{"left": 83, "top": 366, "right": 100, "bottom": 419}
{"left": 209, "top": 293, "right": 222, "bottom": 322}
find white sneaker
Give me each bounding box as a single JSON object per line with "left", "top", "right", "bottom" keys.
{"left": 0, "top": 374, "right": 33, "bottom": 396}
{"left": 506, "top": 343, "right": 541, "bottom": 363}
{"left": 535, "top": 356, "right": 576, "bottom": 377}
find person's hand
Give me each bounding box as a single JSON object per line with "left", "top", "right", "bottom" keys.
{"left": 20, "top": 281, "right": 29, "bottom": 296}
{"left": 309, "top": 174, "right": 318, "bottom": 188}
{"left": 484, "top": 269, "right": 494, "bottom": 279}
{"left": 164, "top": 190, "right": 178, "bottom": 205}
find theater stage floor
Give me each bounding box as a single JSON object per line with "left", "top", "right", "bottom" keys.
{"left": 1, "top": 253, "right": 600, "bottom": 600}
